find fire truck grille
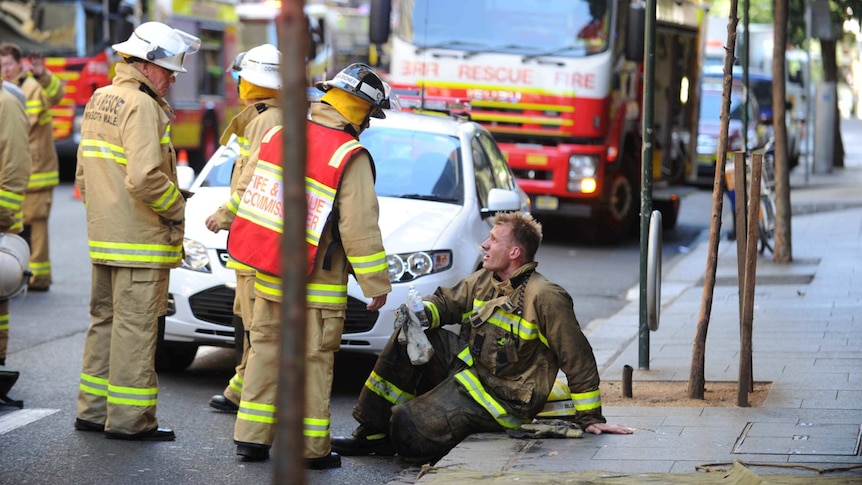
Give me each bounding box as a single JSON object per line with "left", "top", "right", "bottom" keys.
{"left": 345, "top": 296, "right": 379, "bottom": 334}
{"left": 511, "top": 168, "right": 554, "bottom": 181}
{"left": 189, "top": 286, "right": 235, "bottom": 327}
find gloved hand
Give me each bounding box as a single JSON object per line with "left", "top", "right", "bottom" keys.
{"left": 394, "top": 304, "right": 434, "bottom": 365}
{"left": 506, "top": 419, "right": 584, "bottom": 439}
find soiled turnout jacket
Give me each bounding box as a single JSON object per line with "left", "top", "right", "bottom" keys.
{"left": 13, "top": 69, "right": 63, "bottom": 192}
{"left": 0, "top": 85, "right": 31, "bottom": 233}
{"left": 75, "top": 63, "right": 184, "bottom": 268}
{"left": 425, "top": 262, "right": 606, "bottom": 429}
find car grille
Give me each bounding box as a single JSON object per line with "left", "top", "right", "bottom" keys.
{"left": 344, "top": 296, "right": 378, "bottom": 334}
{"left": 189, "top": 286, "right": 235, "bottom": 327}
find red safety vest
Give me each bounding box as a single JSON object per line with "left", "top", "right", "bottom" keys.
{"left": 227, "top": 121, "right": 366, "bottom": 276}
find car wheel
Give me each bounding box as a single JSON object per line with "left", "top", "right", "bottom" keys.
{"left": 155, "top": 342, "right": 199, "bottom": 373}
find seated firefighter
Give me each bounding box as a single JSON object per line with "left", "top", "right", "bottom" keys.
{"left": 332, "top": 211, "right": 631, "bottom": 463}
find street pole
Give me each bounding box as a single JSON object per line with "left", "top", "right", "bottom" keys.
{"left": 639, "top": 0, "right": 656, "bottom": 370}
{"left": 805, "top": 3, "right": 813, "bottom": 184}
{"left": 275, "top": 0, "right": 309, "bottom": 482}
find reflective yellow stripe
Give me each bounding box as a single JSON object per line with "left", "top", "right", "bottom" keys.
{"left": 107, "top": 383, "right": 158, "bottom": 407}
{"left": 38, "top": 110, "right": 52, "bottom": 125}
{"left": 237, "top": 136, "right": 251, "bottom": 157}
{"left": 238, "top": 400, "right": 277, "bottom": 424}
{"left": 0, "top": 189, "right": 24, "bottom": 211}
{"left": 29, "top": 261, "right": 50, "bottom": 277}
{"left": 226, "top": 192, "right": 242, "bottom": 215}
{"left": 44, "top": 75, "right": 61, "bottom": 98}
{"left": 572, "top": 389, "right": 602, "bottom": 411}
{"left": 427, "top": 301, "right": 441, "bottom": 328}
{"left": 0, "top": 313, "right": 8, "bottom": 331}
{"left": 307, "top": 283, "right": 347, "bottom": 305}
{"left": 328, "top": 139, "right": 362, "bottom": 168}
{"left": 225, "top": 258, "right": 253, "bottom": 271}
{"left": 27, "top": 171, "right": 60, "bottom": 190}
{"left": 229, "top": 373, "right": 243, "bottom": 394}
{"left": 363, "top": 370, "right": 414, "bottom": 406}
{"left": 454, "top": 369, "right": 524, "bottom": 429}
{"left": 303, "top": 417, "right": 330, "bottom": 438}
{"left": 79, "top": 373, "right": 108, "bottom": 397}
{"left": 255, "top": 272, "right": 282, "bottom": 298}
{"left": 89, "top": 240, "right": 182, "bottom": 264}
{"left": 472, "top": 299, "right": 549, "bottom": 347}
{"left": 25, "top": 99, "right": 42, "bottom": 115}
{"left": 457, "top": 346, "right": 473, "bottom": 366}
{"left": 80, "top": 140, "right": 127, "bottom": 165}
{"left": 148, "top": 183, "right": 180, "bottom": 213}
{"left": 347, "top": 251, "right": 388, "bottom": 274}
{"left": 161, "top": 125, "right": 171, "bottom": 144}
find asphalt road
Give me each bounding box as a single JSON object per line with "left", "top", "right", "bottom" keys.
{"left": 1, "top": 182, "right": 714, "bottom": 484}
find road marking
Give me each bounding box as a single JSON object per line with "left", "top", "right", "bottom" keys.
{"left": 0, "top": 409, "right": 59, "bottom": 435}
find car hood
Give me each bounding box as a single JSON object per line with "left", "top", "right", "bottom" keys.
{"left": 699, "top": 118, "right": 743, "bottom": 138}
{"left": 376, "top": 197, "right": 462, "bottom": 254}
{"left": 183, "top": 187, "right": 230, "bottom": 247}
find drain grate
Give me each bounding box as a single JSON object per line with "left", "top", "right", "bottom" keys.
{"left": 712, "top": 274, "right": 815, "bottom": 286}
{"left": 733, "top": 422, "right": 862, "bottom": 455}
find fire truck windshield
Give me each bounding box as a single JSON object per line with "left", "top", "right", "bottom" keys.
{"left": 0, "top": 0, "right": 110, "bottom": 57}
{"left": 397, "top": 0, "right": 610, "bottom": 58}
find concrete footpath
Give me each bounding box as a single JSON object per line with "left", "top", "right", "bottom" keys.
{"left": 414, "top": 135, "right": 862, "bottom": 482}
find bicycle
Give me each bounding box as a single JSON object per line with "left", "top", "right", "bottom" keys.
{"left": 756, "top": 141, "right": 777, "bottom": 255}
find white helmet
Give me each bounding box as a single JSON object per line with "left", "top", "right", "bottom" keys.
{"left": 112, "top": 22, "right": 201, "bottom": 73}
{"left": 236, "top": 44, "right": 281, "bottom": 90}
{"left": 0, "top": 233, "right": 30, "bottom": 300}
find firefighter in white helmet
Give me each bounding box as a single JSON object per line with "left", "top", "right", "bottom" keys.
{"left": 74, "top": 21, "right": 199, "bottom": 441}
{"left": 204, "top": 44, "right": 283, "bottom": 415}
{"left": 227, "top": 63, "right": 395, "bottom": 467}
{"left": 0, "top": 43, "right": 65, "bottom": 292}
{"left": 0, "top": 79, "right": 32, "bottom": 367}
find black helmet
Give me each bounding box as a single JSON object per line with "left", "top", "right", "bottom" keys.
{"left": 315, "top": 63, "right": 391, "bottom": 119}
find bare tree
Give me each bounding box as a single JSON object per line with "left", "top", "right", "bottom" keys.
{"left": 772, "top": 0, "right": 792, "bottom": 263}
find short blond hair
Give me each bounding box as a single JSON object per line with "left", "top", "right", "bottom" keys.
{"left": 493, "top": 212, "right": 542, "bottom": 261}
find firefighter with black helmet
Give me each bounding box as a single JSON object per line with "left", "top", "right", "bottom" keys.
{"left": 226, "top": 63, "right": 394, "bottom": 467}
{"left": 74, "top": 21, "right": 200, "bottom": 441}
{"left": 204, "top": 44, "right": 283, "bottom": 414}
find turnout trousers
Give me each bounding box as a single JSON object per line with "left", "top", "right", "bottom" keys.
{"left": 234, "top": 297, "right": 344, "bottom": 459}
{"left": 22, "top": 189, "right": 52, "bottom": 289}
{"left": 76, "top": 264, "right": 168, "bottom": 434}
{"left": 352, "top": 328, "right": 505, "bottom": 461}
{"left": 223, "top": 270, "right": 255, "bottom": 405}
{"left": 0, "top": 300, "right": 9, "bottom": 363}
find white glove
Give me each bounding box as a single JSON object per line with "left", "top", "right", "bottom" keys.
{"left": 394, "top": 304, "right": 434, "bottom": 365}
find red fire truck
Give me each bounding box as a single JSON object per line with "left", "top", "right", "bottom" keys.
{"left": 370, "top": 0, "right": 706, "bottom": 240}
{"left": 0, "top": 0, "right": 240, "bottom": 175}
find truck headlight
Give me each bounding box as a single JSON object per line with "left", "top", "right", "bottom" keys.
{"left": 181, "top": 238, "right": 211, "bottom": 273}
{"left": 386, "top": 250, "right": 452, "bottom": 283}
{"left": 567, "top": 155, "right": 598, "bottom": 193}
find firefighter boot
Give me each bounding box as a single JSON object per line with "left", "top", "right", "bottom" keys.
{"left": 306, "top": 452, "right": 341, "bottom": 470}
{"left": 209, "top": 394, "right": 239, "bottom": 412}
{"left": 331, "top": 424, "right": 396, "bottom": 456}
{"left": 236, "top": 441, "right": 270, "bottom": 462}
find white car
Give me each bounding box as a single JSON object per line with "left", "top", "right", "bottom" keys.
{"left": 157, "top": 110, "right": 529, "bottom": 371}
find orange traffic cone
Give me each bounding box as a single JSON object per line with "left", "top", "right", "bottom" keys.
{"left": 177, "top": 149, "right": 189, "bottom": 166}
{"left": 73, "top": 184, "right": 82, "bottom": 200}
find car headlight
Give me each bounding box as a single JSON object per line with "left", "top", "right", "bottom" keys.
{"left": 387, "top": 250, "right": 452, "bottom": 283}
{"left": 567, "top": 155, "right": 598, "bottom": 193}
{"left": 181, "top": 238, "right": 211, "bottom": 273}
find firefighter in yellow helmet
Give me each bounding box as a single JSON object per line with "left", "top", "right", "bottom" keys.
{"left": 204, "top": 44, "right": 283, "bottom": 413}
{"left": 74, "top": 21, "right": 200, "bottom": 441}
{"left": 0, "top": 79, "right": 32, "bottom": 367}
{"left": 0, "top": 43, "right": 64, "bottom": 292}
{"left": 226, "top": 63, "right": 394, "bottom": 467}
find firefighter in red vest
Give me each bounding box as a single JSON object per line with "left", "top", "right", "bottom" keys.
{"left": 227, "top": 63, "right": 393, "bottom": 468}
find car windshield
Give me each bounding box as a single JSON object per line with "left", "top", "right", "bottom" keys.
{"left": 699, "top": 89, "right": 745, "bottom": 121}
{"left": 360, "top": 127, "right": 464, "bottom": 203}
{"left": 396, "top": 0, "right": 610, "bottom": 58}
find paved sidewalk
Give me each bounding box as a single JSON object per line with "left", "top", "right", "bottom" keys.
{"left": 413, "top": 142, "right": 862, "bottom": 482}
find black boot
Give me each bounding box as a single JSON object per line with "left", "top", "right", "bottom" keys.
{"left": 331, "top": 424, "right": 396, "bottom": 456}
{"left": 306, "top": 452, "right": 341, "bottom": 469}
{"left": 236, "top": 441, "right": 270, "bottom": 461}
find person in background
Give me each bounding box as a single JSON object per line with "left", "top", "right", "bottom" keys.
{"left": 0, "top": 44, "right": 64, "bottom": 292}
{"left": 0, "top": 77, "right": 32, "bottom": 367}
{"left": 204, "top": 44, "right": 283, "bottom": 414}
{"left": 74, "top": 22, "right": 199, "bottom": 441}
{"left": 333, "top": 211, "right": 631, "bottom": 463}
{"left": 226, "top": 63, "right": 394, "bottom": 468}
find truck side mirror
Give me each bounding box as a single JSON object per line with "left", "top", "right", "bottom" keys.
{"left": 369, "top": 0, "right": 392, "bottom": 45}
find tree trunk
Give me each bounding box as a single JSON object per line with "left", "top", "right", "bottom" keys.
{"left": 821, "top": 39, "right": 845, "bottom": 168}
{"left": 772, "top": 0, "right": 792, "bottom": 263}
